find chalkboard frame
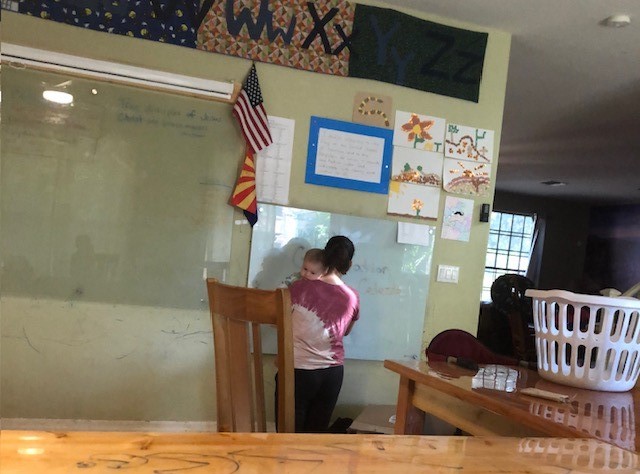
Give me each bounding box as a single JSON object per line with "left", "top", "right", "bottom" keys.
{"left": 305, "top": 116, "right": 393, "bottom": 194}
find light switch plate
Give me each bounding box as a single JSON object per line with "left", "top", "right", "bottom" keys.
{"left": 437, "top": 265, "right": 459, "bottom": 283}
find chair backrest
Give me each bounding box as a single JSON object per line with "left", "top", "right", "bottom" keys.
{"left": 205, "top": 278, "right": 295, "bottom": 433}
{"left": 490, "top": 274, "right": 537, "bottom": 363}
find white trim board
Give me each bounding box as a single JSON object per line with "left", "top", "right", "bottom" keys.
{"left": 1, "top": 43, "right": 236, "bottom": 101}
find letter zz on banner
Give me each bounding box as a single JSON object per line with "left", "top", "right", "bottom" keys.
{"left": 349, "top": 5, "right": 488, "bottom": 103}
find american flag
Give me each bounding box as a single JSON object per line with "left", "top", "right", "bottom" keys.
{"left": 232, "top": 64, "right": 272, "bottom": 153}
{"left": 230, "top": 64, "right": 272, "bottom": 226}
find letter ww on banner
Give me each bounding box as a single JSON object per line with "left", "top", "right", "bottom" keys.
{"left": 198, "top": 0, "right": 354, "bottom": 76}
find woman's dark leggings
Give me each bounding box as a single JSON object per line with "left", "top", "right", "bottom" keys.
{"left": 275, "top": 365, "right": 344, "bottom": 433}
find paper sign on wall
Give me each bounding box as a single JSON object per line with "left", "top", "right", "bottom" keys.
{"left": 352, "top": 92, "right": 393, "bottom": 129}
{"left": 397, "top": 221, "right": 435, "bottom": 247}
{"left": 387, "top": 181, "right": 440, "bottom": 220}
{"left": 444, "top": 123, "right": 495, "bottom": 163}
{"left": 305, "top": 116, "right": 393, "bottom": 194}
{"left": 256, "top": 116, "right": 295, "bottom": 205}
{"left": 391, "top": 148, "right": 443, "bottom": 188}
{"left": 441, "top": 196, "right": 474, "bottom": 242}
{"left": 443, "top": 158, "right": 491, "bottom": 197}
{"left": 393, "top": 111, "right": 446, "bottom": 153}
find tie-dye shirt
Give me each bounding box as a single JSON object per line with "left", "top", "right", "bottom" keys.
{"left": 289, "top": 278, "right": 360, "bottom": 369}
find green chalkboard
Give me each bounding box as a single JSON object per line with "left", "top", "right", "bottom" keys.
{"left": 1, "top": 66, "right": 244, "bottom": 309}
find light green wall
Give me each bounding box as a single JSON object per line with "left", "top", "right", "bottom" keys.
{"left": 1, "top": 6, "right": 511, "bottom": 422}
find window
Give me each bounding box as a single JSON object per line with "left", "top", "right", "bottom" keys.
{"left": 1, "top": 1, "right": 19, "bottom": 12}
{"left": 482, "top": 211, "right": 535, "bottom": 301}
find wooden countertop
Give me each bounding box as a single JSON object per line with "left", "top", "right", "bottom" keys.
{"left": 2, "top": 430, "right": 638, "bottom": 473}
{"left": 384, "top": 358, "right": 640, "bottom": 452}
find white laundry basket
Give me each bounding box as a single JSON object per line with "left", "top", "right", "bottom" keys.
{"left": 526, "top": 289, "right": 640, "bottom": 392}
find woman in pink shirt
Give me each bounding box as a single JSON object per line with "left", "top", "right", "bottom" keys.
{"left": 285, "top": 235, "right": 360, "bottom": 432}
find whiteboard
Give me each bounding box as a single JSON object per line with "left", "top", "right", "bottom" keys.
{"left": 1, "top": 66, "right": 243, "bottom": 310}
{"left": 248, "top": 204, "right": 435, "bottom": 360}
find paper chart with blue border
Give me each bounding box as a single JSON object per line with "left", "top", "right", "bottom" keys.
{"left": 305, "top": 116, "right": 393, "bottom": 194}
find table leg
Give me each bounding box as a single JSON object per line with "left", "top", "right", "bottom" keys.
{"left": 394, "top": 375, "right": 425, "bottom": 434}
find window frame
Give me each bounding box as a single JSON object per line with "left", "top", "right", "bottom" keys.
{"left": 482, "top": 210, "right": 535, "bottom": 301}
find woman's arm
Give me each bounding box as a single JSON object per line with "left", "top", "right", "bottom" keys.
{"left": 345, "top": 318, "right": 357, "bottom": 336}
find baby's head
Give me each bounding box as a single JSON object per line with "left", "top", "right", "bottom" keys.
{"left": 300, "top": 248, "right": 326, "bottom": 281}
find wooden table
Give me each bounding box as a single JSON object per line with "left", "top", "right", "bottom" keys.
{"left": 2, "top": 430, "right": 638, "bottom": 473}
{"left": 384, "top": 358, "right": 640, "bottom": 453}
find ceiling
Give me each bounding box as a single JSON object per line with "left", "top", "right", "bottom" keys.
{"left": 381, "top": 0, "right": 640, "bottom": 205}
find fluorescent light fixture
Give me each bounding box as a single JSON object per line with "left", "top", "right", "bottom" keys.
{"left": 1, "top": 43, "right": 236, "bottom": 101}
{"left": 43, "top": 90, "right": 74, "bottom": 104}
{"left": 541, "top": 180, "right": 567, "bottom": 187}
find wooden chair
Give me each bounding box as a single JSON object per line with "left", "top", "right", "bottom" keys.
{"left": 205, "top": 278, "right": 295, "bottom": 432}
{"left": 490, "top": 274, "right": 537, "bottom": 364}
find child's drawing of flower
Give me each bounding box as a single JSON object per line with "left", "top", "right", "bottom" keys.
{"left": 401, "top": 114, "right": 434, "bottom": 148}
{"left": 411, "top": 198, "right": 424, "bottom": 216}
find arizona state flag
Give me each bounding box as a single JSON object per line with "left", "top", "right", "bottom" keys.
{"left": 230, "top": 64, "right": 272, "bottom": 226}
{"left": 230, "top": 151, "right": 258, "bottom": 226}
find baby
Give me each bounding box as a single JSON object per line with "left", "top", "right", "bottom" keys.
{"left": 299, "top": 248, "right": 326, "bottom": 281}
{"left": 283, "top": 248, "right": 326, "bottom": 286}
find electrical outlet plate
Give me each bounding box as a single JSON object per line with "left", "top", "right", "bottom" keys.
{"left": 437, "top": 265, "right": 459, "bottom": 283}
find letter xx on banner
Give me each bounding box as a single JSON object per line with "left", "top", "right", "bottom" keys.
{"left": 198, "top": 0, "right": 354, "bottom": 76}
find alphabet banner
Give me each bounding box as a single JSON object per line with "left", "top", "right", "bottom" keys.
{"left": 350, "top": 4, "right": 488, "bottom": 102}
{"left": 17, "top": 0, "right": 203, "bottom": 47}
{"left": 198, "top": 0, "right": 354, "bottom": 75}
{"left": 13, "top": 1, "right": 488, "bottom": 102}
